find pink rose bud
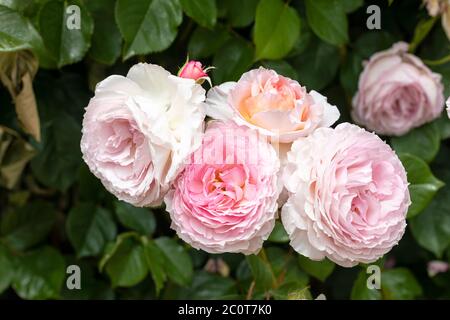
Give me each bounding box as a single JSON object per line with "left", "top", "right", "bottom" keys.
{"left": 178, "top": 59, "right": 212, "bottom": 85}
{"left": 428, "top": 260, "right": 449, "bottom": 277}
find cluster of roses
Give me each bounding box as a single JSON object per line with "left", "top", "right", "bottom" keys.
{"left": 81, "top": 42, "right": 447, "bottom": 268}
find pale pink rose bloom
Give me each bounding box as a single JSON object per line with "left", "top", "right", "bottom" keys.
{"left": 164, "top": 121, "right": 280, "bottom": 254}
{"left": 205, "top": 67, "right": 340, "bottom": 143}
{"left": 281, "top": 123, "right": 410, "bottom": 267}
{"left": 427, "top": 260, "right": 449, "bottom": 277}
{"left": 81, "top": 63, "right": 206, "bottom": 207}
{"left": 352, "top": 42, "right": 444, "bottom": 136}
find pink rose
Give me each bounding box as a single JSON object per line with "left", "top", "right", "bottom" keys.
{"left": 178, "top": 59, "right": 211, "bottom": 85}
{"left": 164, "top": 121, "right": 280, "bottom": 254}
{"left": 352, "top": 42, "right": 444, "bottom": 136}
{"left": 281, "top": 123, "right": 410, "bottom": 267}
{"left": 81, "top": 63, "right": 205, "bottom": 207}
{"left": 205, "top": 67, "right": 340, "bottom": 143}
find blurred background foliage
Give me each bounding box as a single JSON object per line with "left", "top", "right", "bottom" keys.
{"left": 0, "top": 0, "right": 450, "bottom": 300}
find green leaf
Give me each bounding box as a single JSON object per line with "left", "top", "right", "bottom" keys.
{"left": 262, "top": 60, "right": 298, "bottom": 80}
{"left": 175, "top": 271, "right": 238, "bottom": 299}
{"left": 267, "top": 221, "right": 290, "bottom": 243}
{"left": 104, "top": 236, "right": 148, "bottom": 287}
{"left": 410, "top": 182, "right": 450, "bottom": 258}
{"left": 188, "top": 25, "right": 230, "bottom": 59}
{"left": 291, "top": 36, "right": 340, "bottom": 90}
{"left": 0, "top": 244, "right": 13, "bottom": 294}
{"left": 31, "top": 111, "right": 82, "bottom": 192}
{"left": 0, "top": 0, "right": 32, "bottom": 11}
{"left": 265, "top": 246, "right": 288, "bottom": 274}
{"left": 354, "top": 31, "right": 396, "bottom": 59}
{"left": 342, "top": 0, "right": 363, "bottom": 13}
{"left": 340, "top": 31, "right": 396, "bottom": 95}
{"left": 144, "top": 240, "right": 167, "bottom": 295}
{"left": 282, "top": 260, "right": 309, "bottom": 289}
{"left": 339, "top": 52, "right": 363, "bottom": 95}
{"left": 351, "top": 270, "right": 382, "bottom": 300}
{"left": 212, "top": 37, "right": 254, "bottom": 83}
{"left": 77, "top": 164, "right": 108, "bottom": 203}
{"left": 99, "top": 232, "right": 137, "bottom": 271}
{"left": 305, "top": 0, "right": 348, "bottom": 46}
{"left": 288, "top": 24, "right": 313, "bottom": 58}
{"left": 180, "top": 0, "right": 216, "bottom": 29}
{"left": 399, "top": 153, "right": 444, "bottom": 218}
{"left": 298, "top": 256, "right": 335, "bottom": 282}
{"left": 12, "top": 246, "right": 65, "bottom": 299}
{"left": 246, "top": 254, "right": 275, "bottom": 291}
{"left": 115, "top": 0, "right": 182, "bottom": 60}
{"left": 1, "top": 201, "right": 56, "bottom": 251}
{"left": 35, "top": 0, "right": 94, "bottom": 68}
{"left": 155, "top": 237, "right": 193, "bottom": 286}
{"left": 0, "top": 4, "right": 43, "bottom": 52}
{"left": 222, "top": 0, "right": 258, "bottom": 28}
{"left": 434, "top": 113, "right": 450, "bottom": 140}
{"left": 87, "top": 0, "right": 122, "bottom": 65}
{"left": 114, "top": 201, "right": 156, "bottom": 235}
{"left": 284, "top": 287, "right": 313, "bottom": 300}
{"left": 254, "top": 0, "right": 300, "bottom": 60}
{"left": 66, "top": 203, "right": 117, "bottom": 258}
{"left": 382, "top": 268, "right": 422, "bottom": 300}
{"left": 391, "top": 122, "right": 440, "bottom": 163}
{"left": 269, "top": 250, "right": 309, "bottom": 300}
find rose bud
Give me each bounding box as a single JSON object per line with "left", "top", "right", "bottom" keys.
{"left": 427, "top": 260, "right": 449, "bottom": 277}
{"left": 178, "top": 58, "right": 212, "bottom": 85}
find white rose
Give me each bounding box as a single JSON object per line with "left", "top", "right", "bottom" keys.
{"left": 81, "top": 63, "right": 206, "bottom": 207}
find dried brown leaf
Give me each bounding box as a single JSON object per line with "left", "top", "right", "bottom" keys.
{"left": 0, "top": 51, "right": 40, "bottom": 141}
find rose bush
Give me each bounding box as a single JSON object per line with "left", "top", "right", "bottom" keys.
{"left": 1, "top": 0, "right": 450, "bottom": 301}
